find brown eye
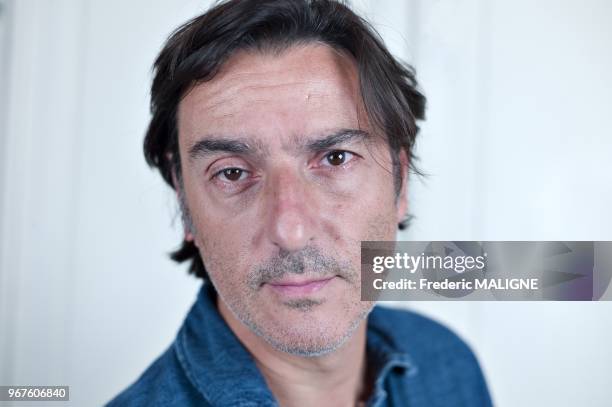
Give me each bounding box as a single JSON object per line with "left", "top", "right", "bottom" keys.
{"left": 326, "top": 150, "right": 347, "bottom": 166}
{"left": 222, "top": 168, "right": 245, "bottom": 181}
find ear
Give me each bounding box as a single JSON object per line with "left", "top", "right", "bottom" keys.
{"left": 169, "top": 152, "right": 195, "bottom": 243}
{"left": 396, "top": 149, "right": 409, "bottom": 224}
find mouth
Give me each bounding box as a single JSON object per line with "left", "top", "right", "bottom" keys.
{"left": 265, "top": 276, "right": 337, "bottom": 296}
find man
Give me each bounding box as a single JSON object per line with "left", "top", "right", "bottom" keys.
{"left": 109, "top": 0, "right": 492, "bottom": 405}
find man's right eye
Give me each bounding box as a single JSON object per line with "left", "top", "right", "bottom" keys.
{"left": 215, "top": 168, "right": 248, "bottom": 182}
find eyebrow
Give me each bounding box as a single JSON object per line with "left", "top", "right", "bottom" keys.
{"left": 188, "top": 138, "right": 254, "bottom": 161}
{"left": 187, "top": 128, "right": 371, "bottom": 161}
{"left": 303, "top": 129, "right": 371, "bottom": 152}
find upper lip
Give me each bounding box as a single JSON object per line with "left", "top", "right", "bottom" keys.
{"left": 266, "top": 276, "right": 335, "bottom": 286}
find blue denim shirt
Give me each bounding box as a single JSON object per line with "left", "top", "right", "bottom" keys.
{"left": 108, "top": 284, "right": 493, "bottom": 406}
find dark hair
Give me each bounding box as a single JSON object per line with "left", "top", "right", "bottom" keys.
{"left": 144, "top": 0, "right": 426, "bottom": 281}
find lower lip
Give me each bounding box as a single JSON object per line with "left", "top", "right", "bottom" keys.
{"left": 267, "top": 277, "right": 336, "bottom": 296}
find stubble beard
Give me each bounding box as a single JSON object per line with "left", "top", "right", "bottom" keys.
{"left": 215, "top": 246, "right": 375, "bottom": 357}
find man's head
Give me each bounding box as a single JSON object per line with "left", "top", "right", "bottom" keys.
{"left": 145, "top": 0, "right": 425, "bottom": 356}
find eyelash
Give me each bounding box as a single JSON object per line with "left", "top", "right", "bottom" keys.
{"left": 211, "top": 149, "right": 358, "bottom": 185}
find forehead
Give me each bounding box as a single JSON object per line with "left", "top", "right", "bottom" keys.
{"left": 177, "top": 43, "right": 370, "bottom": 146}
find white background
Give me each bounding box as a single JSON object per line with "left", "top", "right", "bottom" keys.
{"left": 1, "top": 0, "right": 611, "bottom": 406}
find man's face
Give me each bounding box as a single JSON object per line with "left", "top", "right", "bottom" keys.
{"left": 177, "top": 44, "right": 407, "bottom": 356}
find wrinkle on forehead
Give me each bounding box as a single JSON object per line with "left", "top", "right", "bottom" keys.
{"left": 199, "top": 82, "right": 333, "bottom": 120}
{"left": 179, "top": 43, "right": 363, "bottom": 122}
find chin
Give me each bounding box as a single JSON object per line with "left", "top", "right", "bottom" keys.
{"left": 256, "top": 321, "right": 356, "bottom": 357}
{"left": 251, "top": 300, "right": 374, "bottom": 357}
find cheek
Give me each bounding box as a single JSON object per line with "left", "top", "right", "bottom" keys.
{"left": 364, "top": 209, "right": 398, "bottom": 241}
{"left": 330, "top": 176, "right": 398, "bottom": 239}
{"left": 194, "top": 224, "right": 250, "bottom": 288}
{"left": 318, "top": 186, "right": 398, "bottom": 270}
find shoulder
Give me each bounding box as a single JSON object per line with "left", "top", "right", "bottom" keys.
{"left": 105, "top": 344, "right": 208, "bottom": 407}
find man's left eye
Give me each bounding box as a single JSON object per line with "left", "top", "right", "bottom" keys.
{"left": 323, "top": 150, "right": 354, "bottom": 166}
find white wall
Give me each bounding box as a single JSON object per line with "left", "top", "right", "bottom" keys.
{"left": 1, "top": 1, "right": 610, "bottom": 406}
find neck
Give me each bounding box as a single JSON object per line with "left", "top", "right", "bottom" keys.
{"left": 218, "top": 299, "right": 371, "bottom": 407}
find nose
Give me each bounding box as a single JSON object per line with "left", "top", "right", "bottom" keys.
{"left": 264, "top": 165, "right": 316, "bottom": 252}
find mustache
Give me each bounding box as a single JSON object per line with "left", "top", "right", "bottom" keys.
{"left": 247, "top": 246, "right": 355, "bottom": 289}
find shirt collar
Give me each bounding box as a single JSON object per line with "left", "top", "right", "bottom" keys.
{"left": 174, "top": 283, "right": 418, "bottom": 406}
{"left": 174, "top": 283, "right": 278, "bottom": 406}
{"left": 365, "top": 306, "right": 420, "bottom": 405}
